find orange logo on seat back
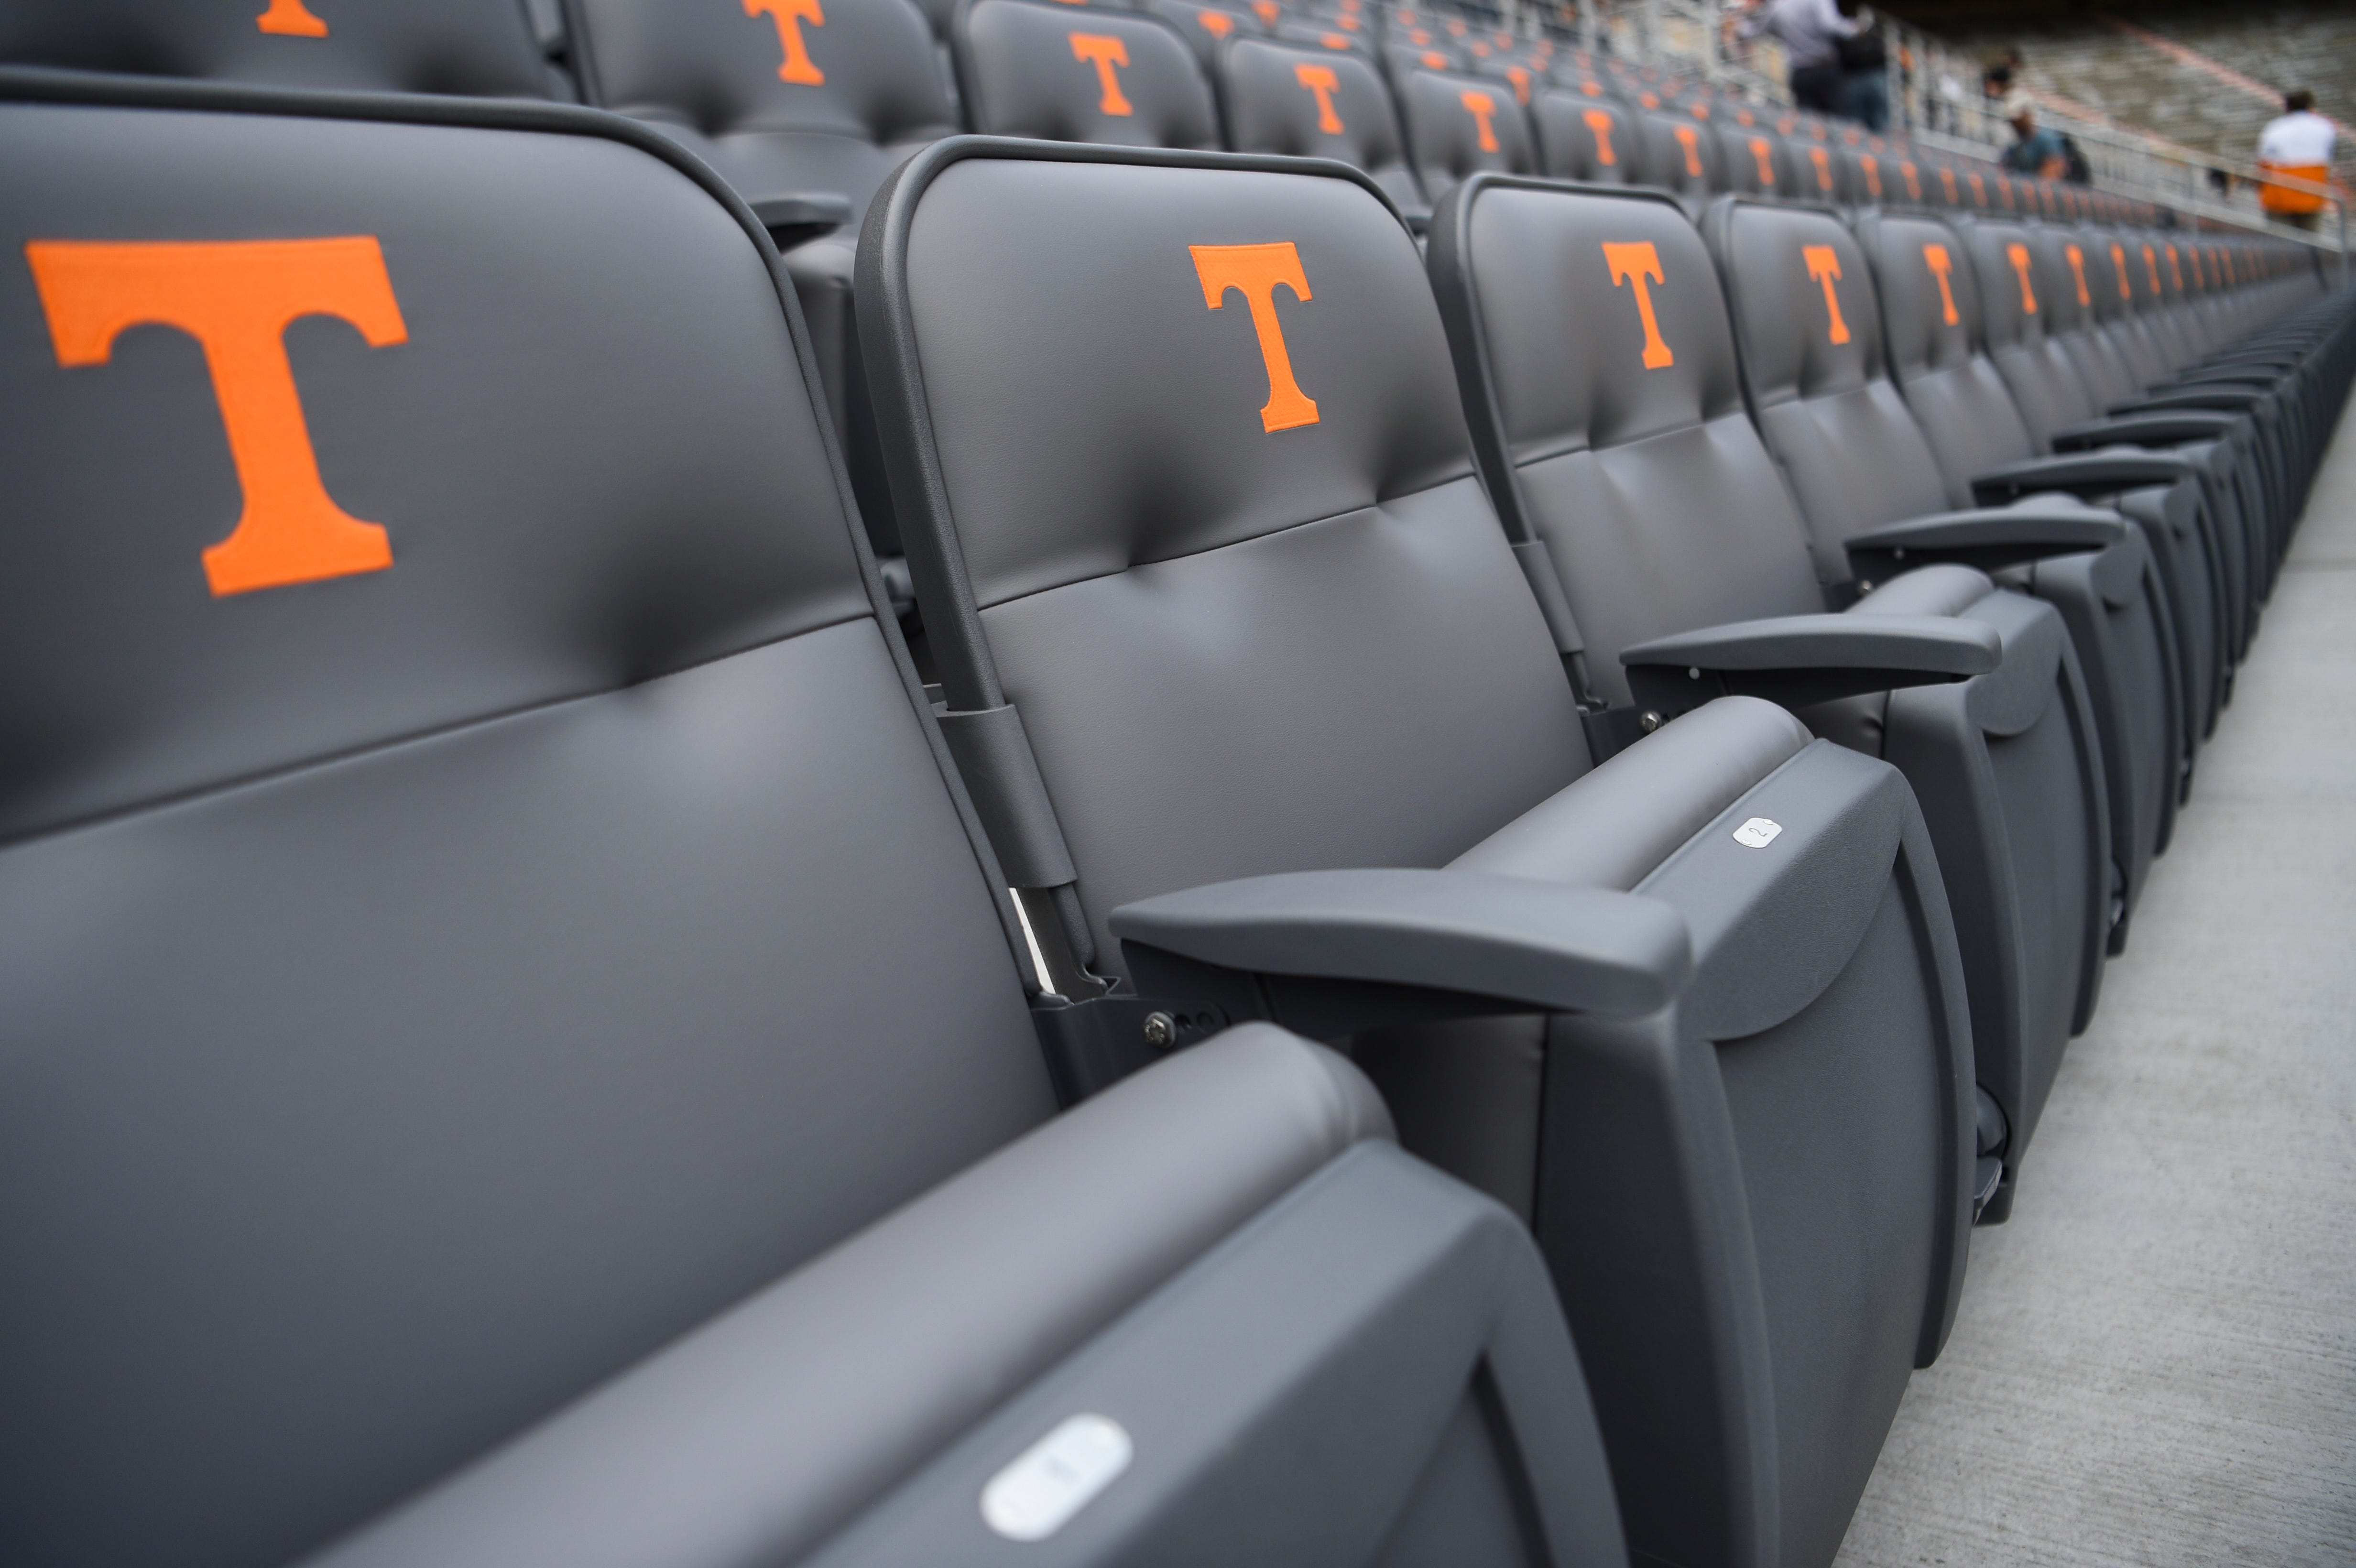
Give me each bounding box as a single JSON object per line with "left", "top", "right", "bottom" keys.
{"left": 256, "top": 0, "right": 328, "bottom": 37}
{"left": 1809, "top": 145, "right": 1832, "bottom": 194}
{"left": 1069, "top": 33, "right": 1134, "bottom": 115}
{"left": 1460, "top": 90, "right": 1499, "bottom": 153}
{"left": 27, "top": 236, "right": 406, "bottom": 596}
{"left": 1319, "top": 32, "right": 1349, "bottom": 49}
{"left": 1747, "top": 137, "right": 1774, "bottom": 186}
{"left": 1900, "top": 161, "right": 1920, "bottom": 200}
{"left": 1584, "top": 111, "right": 1619, "bottom": 166}
{"left": 1939, "top": 166, "right": 1958, "bottom": 203}
{"left": 1672, "top": 124, "right": 1703, "bottom": 178}
{"left": 1252, "top": 0, "right": 1280, "bottom": 23}
{"left": 747, "top": 0, "right": 825, "bottom": 85}
{"left": 1190, "top": 242, "right": 1320, "bottom": 433}
{"left": 1601, "top": 241, "right": 1673, "bottom": 369}
{"left": 2110, "top": 243, "right": 2131, "bottom": 300}
{"left": 2004, "top": 242, "right": 2038, "bottom": 314}
{"left": 2143, "top": 245, "right": 2162, "bottom": 295}
{"left": 1967, "top": 171, "right": 1986, "bottom": 207}
{"left": 1581, "top": 79, "right": 1603, "bottom": 97}
{"left": 1294, "top": 63, "right": 1344, "bottom": 134}
{"left": 1505, "top": 65, "right": 1531, "bottom": 106}
{"left": 1419, "top": 50, "right": 1448, "bottom": 69}
{"left": 1801, "top": 244, "right": 1850, "bottom": 344}
{"left": 1860, "top": 155, "right": 1881, "bottom": 199}
{"left": 1923, "top": 243, "right": 1960, "bottom": 327}
{"left": 2064, "top": 244, "right": 2091, "bottom": 306}
{"left": 1197, "top": 9, "right": 1233, "bottom": 36}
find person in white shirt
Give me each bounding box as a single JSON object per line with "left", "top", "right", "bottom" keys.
{"left": 2257, "top": 90, "right": 2338, "bottom": 231}
{"left": 1742, "top": 0, "right": 1857, "bottom": 117}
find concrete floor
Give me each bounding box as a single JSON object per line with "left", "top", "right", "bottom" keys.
{"left": 1832, "top": 401, "right": 2356, "bottom": 1566}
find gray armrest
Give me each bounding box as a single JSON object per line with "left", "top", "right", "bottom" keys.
{"left": 1112, "top": 869, "right": 1691, "bottom": 1037}
{"left": 300, "top": 1025, "right": 1389, "bottom": 1568}
{"left": 751, "top": 192, "right": 853, "bottom": 248}
{"left": 1970, "top": 447, "right": 2199, "bottom": 506}
{"left": 2049, "top": 410, "right": 2239, "bottom": 452}
{"left": 1618, "top": 612, "right": 1999, "bottom": 714}
{"left": 1843, "top": 503, "right": 2128, "bottom": 579}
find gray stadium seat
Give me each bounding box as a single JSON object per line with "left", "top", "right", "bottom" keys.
{"left": 955, "top": 0, "right": 1220, "bottom": 150}
{"left": 0, "top": 66, "right": 1632, "bottom": 1568}
{"left": 860, "top": 138, "right": 1976, "bottom": 1568}
{"left": 1392, "top": 58, "right": 1534, "bottom": 202}
{"left": 1217, "top": 35, "right": 1426, "bottom": 221}
{"left": 1531, "top": 84, "right": 1636, "bottom": 185}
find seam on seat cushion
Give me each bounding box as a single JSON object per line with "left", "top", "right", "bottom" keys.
{"left": 1848, "top": 563, "right": 1993, "bottom": 620}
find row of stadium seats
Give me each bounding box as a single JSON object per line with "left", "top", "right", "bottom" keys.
{"left": 5, "top": 8, "right": 2353, "bottom": 1568}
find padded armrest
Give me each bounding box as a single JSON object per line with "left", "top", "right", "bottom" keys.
{"left": 1971, "top": 447, "right": 2198, "bottom": 505}
{"left": 751, "top": 192, "right": 853, "bottom": 249}
{"left": 2112, "top": 386, "right": 2268, "bottom": 415}
{"left": 2048, "top": 410, "right": 2239, "bottom": 452}
{"left": 1112, "top": 869, "right": 1692, "bottom": 1037}
{"left": 1843, "top": 504, "right": 2128, "bottom": 579}
{"left": 302, "top": 1026, "right": 1389, "bottom": 1568}
{"left": 1618, "top": 612, "right": 2000, "bottom": 714}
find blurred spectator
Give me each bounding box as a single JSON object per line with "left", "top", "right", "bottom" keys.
{"left": 1835, "top": 0, "right": 1889, "bottom": 131}
{"left": 1999, "top": 99, "right": 2069, "bottom": 180}
{"left": 1741, "top": 0, "right": 1856, "bottom": 117}
{"left": 2257, "top": 89, "right": 2338, "bottom": 232}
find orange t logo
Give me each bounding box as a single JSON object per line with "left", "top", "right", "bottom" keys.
{"left": 256, "top": 0, "right": 328, "bottom": 37}
{"left": 2166, "top": 245, "right": 2183, "bottom": 290}
{"left": 1460, "top": 90, "right": 1499, "bottom": 153}
{"left": 1293, "top": 64, "right": 1344, "bottom": 133}
{"left": 1809, "top": 145, "right": 1832, "bottom": 193}
{"left": 1860, "top": 156, "right": 1881, "bottom": 198}
{"left": 2142, "top": 245, "right": 2162, "bottom": 295}
{"left": 2003, "top": 242, "right": 2038, "bottom": 314}
{"left": 1581, "top": 79, "right": 1602, "bottom": 97}
{"left": 1190, "top": 242, "right": 1320, "bottom": 433}
{"left": 1939, "top": 166, "right": 1958, "bottom": 203}
{"left": 1586, "top": 110, "right": 1620, "bottom": 166}
{"left": 2109, "top": 243, "right": 2131, "bottom": 299}
{"left": 1252, "top": 0, "right": 1279, "bottom": 24}
{"left": 1923, "top": 244, "right": 1960, "bottom": 327}
{"left": 746, "top": 0, "right": 825, "bottom": 86}
{"left": 1505, "top": 65, "right": 1531, "bottom": 106}
{"left": 1672, "top": 124, "right": 1703, "bottom": 178}
{"left": 2064, "top": 244, "right": 2091, "bottom": 307}
{"left": 1601, "top": 241, "right": 1673, "bottom": 370}
{"left": 1747, "top": 136, "right": 1774, "bottom": 185}
{"left": 1801, "top": 244, "right": 1850, "bottom": 345}
{"left": 1967, "top": 172, "right": 1986, "bottom": 206}
{"left": 27, "top": 237, "right": 406, "bottom": 597}
{"left": 1900, "top": 161, "right": 1920, "bottom": 200}
{"left": 1069, "top": 33, "right": 1133, "bottom": 116}
{"left": 1196, "top": 9, "right": 1233, "bottom": 35}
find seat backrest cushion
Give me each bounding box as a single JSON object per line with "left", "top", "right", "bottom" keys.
{"left": 1705, "top": 200, "right": 1956, "bottom": 583}
{"left": 1855, "top": 210, "right": 2037, "bottom": 505}
{"left": 1635, "top": 108, "right": 1723, "bottom": 200}
{"left": 1429, "top": 178, "right": 1826, "bottom": 700}
{"left": 1396, "top": 63, "right": 1535, "bottom": 202}
{"left": 958, "top": 0, "right": 1218, "bottom": 150}
{"left": 1146, "top": 0, "right": 1263, "bottom": 71}
{"left": 1531, "top": 85, "right": 1634, "bottom": 184}
{"left": 1716, "top": 121, "right": 1788, "bottom": 196}
{"left": 869, "top": 146, "right": 1591, "bottom": 969}
{"left": 0, "top": 83, "right": 1048, "bottom": 1568}
{"left": 2032, "top": 224, "right": 2138, "bottom": 407}
{"left": 1220, "top": 36, "right": 1423, "bottom": 216}
{"left": 0, "top": 0, "right": 556, "bottom": 98}
{"left": 573, "top": 0, "right": 956, "bottom": 222}
{"left": 1958, "top": 215, "right": 2102, "bottom": 445}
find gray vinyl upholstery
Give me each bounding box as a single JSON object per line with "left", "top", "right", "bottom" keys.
{"left": 1217, "top": 37, "right": 1425, "bottom": 218}
{"left": 0, "top": 0, "right": 558, "bottom": 97}
{"left": 956, "top": 0, "right": 1220, "bottom": 150}
{"left": 1531, "top": 85, "right": 1635, "bottom": 184}
{"left": 1394, "top": 61, "right": 1534, "bottom": 203}
{"left": 1717, "top": 120, "right": 1788, "bottom": 196}
{"left": 1145, "top": 0, "right": 1262, "bottom": 70}
{"left": 1633, "top": 106, "right": 1721, "bottom": 206}
{"left": 1963, "top": 214, "right": 2102, "bottom": 448}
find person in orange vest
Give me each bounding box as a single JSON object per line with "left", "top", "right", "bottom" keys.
{"left": 2257, "top": 89, "right": 2338, "bottom": 231}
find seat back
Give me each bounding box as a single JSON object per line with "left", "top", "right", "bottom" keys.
{"left": 859, "top": 142, "right": 1592, "bottom": 972}
{"left": 1532, "top": 84, "right": 1636, "bottom": 184}
{"left": 1220, "top": 37, "right": 1423, "bottom": 214}
{"left": 1853, "top": 210, "right": 2040, "bottom": 506}
{"left": 2091, "top": 225, "right": 2172, "bottom": 386}
{"left": 1425, "top": 178, "right": 1826, "bottom": 701}
{"left": 1958, "top": 215, "right": 2101, "bottom": 447}
{"left": 2033, "top": 224, "right": 2141, "bottom": 409}
{"left": 1839, "top": 144, "right": 1894, "bottom": 207}
{"left": 956, "top": 0, "right": 1219, "bottom": 150}
{"left": 1789, "top": 134, "right": 1841, "bottom": 202}
{"left": 1633, "top": 107, "right": 1723, "bottom": 205}
{"left": 1145, "top": 0, "right": 1263, "bottom": 70}
{"left": 1701, "top": 198, "right": 1957, "bottom": 587}
{"left": 571, "top": 0, "right": 955, "bottom": 221}
{"left": 0, "top": 0, "right": 558, "bottom": 97}
{"left": 1394, "top": 59, "right": 1536, "bottom": 202}
{"left": 1716, "top": 121, "right": 1788, "bottom": 196}
{"left": 1272, "top": 17, "right": 1372, "bottom": 60}
{"left": 1, "top": 73, "right": 1054, "bottom": 1568}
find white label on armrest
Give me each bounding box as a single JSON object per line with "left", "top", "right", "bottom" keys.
{"left": 1733, "top": 817, "right": 1784, "bottom": 848}
{"left": 981, "top": 1413, "right": 1134, "bottom": 1542}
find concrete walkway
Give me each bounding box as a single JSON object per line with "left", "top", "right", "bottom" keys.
{"left": 1833, "top": 403, "right": 2356, "bottom": 1567}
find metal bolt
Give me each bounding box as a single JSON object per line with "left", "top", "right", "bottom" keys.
{"left": 1640, "top": 710, "right": 1663, "bottom": 733}
{"left": 1143, "top": 1011, "right": 1178, "bottom": 1049}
